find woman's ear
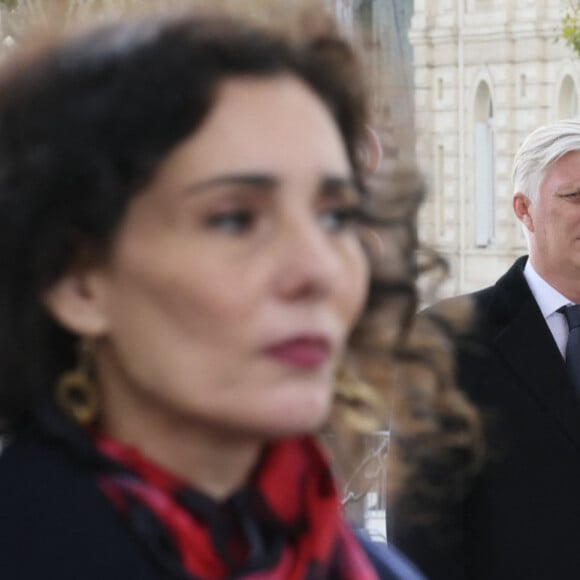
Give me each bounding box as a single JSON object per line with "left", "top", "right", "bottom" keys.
{"left": 42, "top": 268, "right": 109, "bottom": 337}
{"left": 362, "top": 125, "right": 383, "bottom": 176}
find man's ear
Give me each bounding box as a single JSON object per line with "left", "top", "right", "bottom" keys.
{"left": 513, "top": 193, "right": 534, "bottom": 232}
{"left": 42, "top": 268, "right": 109, "bottom": 337}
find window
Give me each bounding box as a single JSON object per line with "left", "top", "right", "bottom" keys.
{"left": 558, "top": 75, "right": 579, "bottom": 119}
{"left": 520, "top": 74, "right": 527, "bottom": 98}
{"left": 473, "top": 82, "right": 495, "bottom": 247}
{"left": 437, "top": 77, "right": 444, "bottom": 100}
{"left": 436, "top": 145, "right": 446, "bottom": 237}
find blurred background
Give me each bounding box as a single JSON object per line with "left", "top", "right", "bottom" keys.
{"left": 3, "top": 1, "right": 577, "bottom": 301}
{"left": 1, "top": 0, "right": 578, "bottom": 543}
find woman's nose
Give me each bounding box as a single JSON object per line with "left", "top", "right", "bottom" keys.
{"left": 273, "top": 218, "right": 343, "bottom": 301}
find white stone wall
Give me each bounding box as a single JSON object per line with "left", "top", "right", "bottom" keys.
{"left": 412, "top": 0, "right": 580, "bottom": 297}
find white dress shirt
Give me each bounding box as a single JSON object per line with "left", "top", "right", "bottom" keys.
{"left": 523, "top": 259, "right": 571, "bottom": 359}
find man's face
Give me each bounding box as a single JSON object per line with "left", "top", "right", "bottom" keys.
{"left": 519, "top": 150, "right": 580, "bottom": 299}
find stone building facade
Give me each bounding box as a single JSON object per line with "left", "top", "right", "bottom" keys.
{"left": 411, "top": 0, "right": 580, "bottom": 297}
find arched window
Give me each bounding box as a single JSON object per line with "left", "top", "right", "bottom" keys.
{"left": 473, "top": 81, "right": 495, "bottom": 247}
{"left": 558, "top": 75, "right": 579, "bottom": 119}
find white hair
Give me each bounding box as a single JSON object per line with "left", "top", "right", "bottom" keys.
{"left": 512, "top": 118, "right": 580, "bottom": 203}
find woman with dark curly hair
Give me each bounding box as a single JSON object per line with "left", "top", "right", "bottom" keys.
{"left": 0, "top": 5, "right": 479, "bottom": 580}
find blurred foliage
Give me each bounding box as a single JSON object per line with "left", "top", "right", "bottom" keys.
{"left": 561, "top": 3, "right": 580, "bottom": 57}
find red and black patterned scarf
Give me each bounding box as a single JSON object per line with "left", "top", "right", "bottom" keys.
{"left": 93, "top": 434, "right": 378, "bottom": 580}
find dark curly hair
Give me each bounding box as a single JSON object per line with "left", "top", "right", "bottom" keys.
{"left": 0, "top": 9, "right": 367, "bottom": 417}
{"left": 0, "top": 6, "right": 481, "bottom": 501}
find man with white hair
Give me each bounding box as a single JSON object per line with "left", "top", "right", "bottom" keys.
{"left": 392, "top": 118, "right": 580, "bottom": 579}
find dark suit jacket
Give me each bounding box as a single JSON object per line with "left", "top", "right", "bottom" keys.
{"left": 0, "top": 427, "right": 423, "bottom": 580}
{"left": 391, "top": 256, "right": 580, "bottom": 580}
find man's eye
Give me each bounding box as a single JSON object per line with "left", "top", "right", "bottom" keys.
{"left": 561, "top": 193, "right": 580, "bottom": 203}
{"left": 319, "top": 207, "right": 362, "bottom": 232}
{"left": 206, "top": 210, "right": 255, "bottom": 233}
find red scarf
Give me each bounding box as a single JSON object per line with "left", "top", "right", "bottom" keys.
{"left": 93, "top": 434, "right": 378, "bottom": 580}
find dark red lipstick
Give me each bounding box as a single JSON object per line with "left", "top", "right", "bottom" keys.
{"left": 265, "top": 336, "right": 331, "bottom": 369}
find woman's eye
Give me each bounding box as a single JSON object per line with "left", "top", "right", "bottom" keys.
{"left": 206, "top": 210, "right": 255, "bottom": 233}
{"left": 319, "top": 206, "right": 361, "bottom": 232}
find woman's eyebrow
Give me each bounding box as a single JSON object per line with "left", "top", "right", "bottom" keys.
{"left": 182, "top": 173, "right": 358, "bottom": 197}
{"left": 184, "top": 173, "right": 279, "bottom": 195}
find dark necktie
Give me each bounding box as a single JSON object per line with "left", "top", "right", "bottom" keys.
{"left": 560, "top": 304, "right": 580, "bottom": 394}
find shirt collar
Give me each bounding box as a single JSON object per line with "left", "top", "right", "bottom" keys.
{"left": 523, "top": 258, "right": 572, "bottom": 318}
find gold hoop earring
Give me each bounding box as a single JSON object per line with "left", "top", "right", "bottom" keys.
{"left": 55, "top": 339, "right": 99, "bottom": 426}
{"left": 334, "top": 365, "right": 385, "bottom": 433}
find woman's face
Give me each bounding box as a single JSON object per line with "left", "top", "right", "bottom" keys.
{"left": 61, "top": 75, "right": 370, "bottom": 440}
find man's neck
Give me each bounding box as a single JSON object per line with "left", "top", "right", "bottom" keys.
{"left": 527, "top": 256, "right": 580, "bottom": 304}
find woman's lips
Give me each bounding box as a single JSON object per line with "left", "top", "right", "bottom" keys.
{"left": 265, "top": 336, "right": 332, "bottom": 369}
